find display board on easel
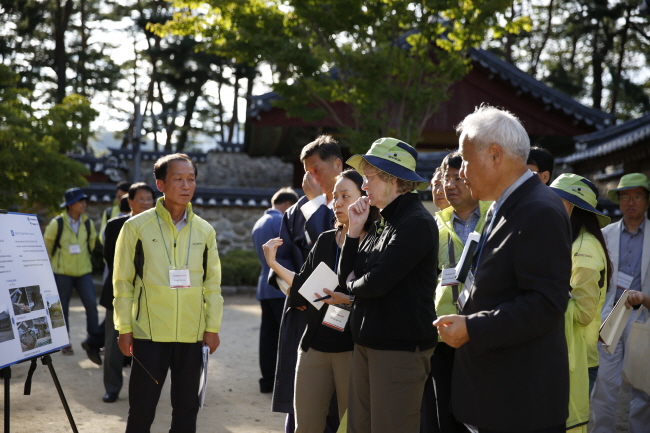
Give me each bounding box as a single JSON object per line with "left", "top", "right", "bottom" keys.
{"left": 0, "top": 212, "right": 70, "bottom": 369}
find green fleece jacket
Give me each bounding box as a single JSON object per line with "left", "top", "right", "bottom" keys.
{"left": 113, "top": 198, "right": 223, "bottom": 342}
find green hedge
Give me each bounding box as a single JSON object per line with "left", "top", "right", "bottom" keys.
{"left": 220, "top": 249, "right": 261, "bottom": 286}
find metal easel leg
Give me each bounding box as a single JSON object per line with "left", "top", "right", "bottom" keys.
{"left": 41, "top": 355, "right": 79, "bottom": 433}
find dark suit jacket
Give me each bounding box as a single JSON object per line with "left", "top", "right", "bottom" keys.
{"left": 99, "top": 215, "right": 129, "bottom": 310}
{"left": 267, "top": 195, "right": 334, "bottom": 414}
{"left": 452, "top": 175, "right": 571, "bottom": 431}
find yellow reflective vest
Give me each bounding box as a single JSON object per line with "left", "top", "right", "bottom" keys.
{"left": 434, "top": 201, "right": 491, "bottom": 327}
{"left": 113, "top": 198, "right": 223, "bottom": 342}
{"left": 565, "top": 228, "right": 607, "bottom": 429}
{"left": 44, "top": 212, "right": 97, "bottom": 276}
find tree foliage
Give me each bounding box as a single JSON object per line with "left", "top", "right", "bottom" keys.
{"left": 0, "top": 65, "right": 95, "bottom": 213}
{"left": 486, "top": 0, "right": 650, "bottom": 119}
{"left": 155, "top": 0, "right": 524, "bottom": 153}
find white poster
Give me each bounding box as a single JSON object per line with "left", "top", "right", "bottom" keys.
{"left": 0, "top": 212, "right": 70, "bottom": 369}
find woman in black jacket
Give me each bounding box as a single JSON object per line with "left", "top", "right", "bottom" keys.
{"left": 263, "top": 169, "right": 379, "bottom": 433}
{"left": 340, "top": 138, "right": 439, "bottom": 433}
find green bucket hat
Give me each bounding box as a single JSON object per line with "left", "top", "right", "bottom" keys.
{"left": 346, "top": 137, "right": 429, "bottom": 191}
{"left": 550, "top": 173, "right": 611, "bottom": 228}
{"left": 607, "top": 173, "right": 650, "bottom": 204}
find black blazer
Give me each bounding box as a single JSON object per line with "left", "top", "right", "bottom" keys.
{"left": 268, "top": 195, "right": 334, "bottom": 288}
{"left": 452, "top": 175, "right": 571, "bottom": 431}
{"left": 99, "top": 214, "right": 129, "bottom": 310}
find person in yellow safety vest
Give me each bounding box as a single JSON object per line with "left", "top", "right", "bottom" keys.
{"left": 99, "top": 181, "right": 131, "bottom": 245}
{"left": 550, "top": 174, "right": 612, "bottom": 433}
{"left": 424, "top": 151, "right": 492, "bottom": 433}
{"left": 43, "top": 187, "right": 100, "bottom": 356}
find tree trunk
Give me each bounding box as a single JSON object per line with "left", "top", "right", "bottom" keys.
{"left": 591, "top": 26, "right": 604, "bottom": 111}
{"left": 53, "top": 0, "right": 74, "bottom": 104}
{"left": 177, "top": 83, "right": 204, "bottom": 152}
{"left": 610, "top": 9, "right": 630, "bottom": 115}
{"left": 227, "top": 73, "right": 240, "bottom": 144}
{"left": 243, "top": 66, "right": 256, "bottom": 153}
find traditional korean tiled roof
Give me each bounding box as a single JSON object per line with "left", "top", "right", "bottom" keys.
{"left": 557, "top": 114, "right": 650, "bottom": 164}
{"left": 467, "top": 49, "right": 614, "bottom": 129}
{"left": 81, "top": 183, "right": 286, "bottom": 209}
{"left": 249, "top": 47, "right": 614, "bottom": 131}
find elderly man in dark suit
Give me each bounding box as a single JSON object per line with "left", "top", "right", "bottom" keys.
{"left": 434, "top": 105, "right": 572, "bottom": 433}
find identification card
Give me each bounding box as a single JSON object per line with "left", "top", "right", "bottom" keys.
{"left": 440, "top": 267, "right": 460, "bottom": 286}
{"left": 617, "top": 271, "right": 634, "bottom": 291}
{"left": 169, "top": 267, "right": 191, "bottom": 289}
{"left": 458, "top": 271, "right": 474, "bottom": 311}
{"left": 69, "top": 244, "right": 81, "bottom": 254}
{"left": 322, "top": 305, "right": 350, "bottom": 332}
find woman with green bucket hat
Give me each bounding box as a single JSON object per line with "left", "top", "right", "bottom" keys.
{"left": 337, "top": 137, "right": 438, "bottom": 433}
{"left": 550, "top": 174, "right": 613, "bottom": 433}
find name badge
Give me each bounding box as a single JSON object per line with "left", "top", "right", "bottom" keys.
{"left": 617, "top": 271, "right": 634, "bottom": 291}
{"left": 69, "top": 244, "right": 81, "bottom": 254}
{"left": 169, "top": 267, "right": 191, "bottom": 289}
{"left": 458, "top": 271, "right": 474, "bottom": 311}
{"left": 322, "top": 305, "right": 350, "bottom": 332}
{"left": 440, "top": 267, "right": 460, "bottom": 286}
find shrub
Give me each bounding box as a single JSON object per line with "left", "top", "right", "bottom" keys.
{"left": 220, "top": 249, "right": 261, "bottom": 286}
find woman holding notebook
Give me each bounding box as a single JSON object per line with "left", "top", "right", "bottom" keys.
{"left": 263, "top": 169, "right": 379, "bottom": 433}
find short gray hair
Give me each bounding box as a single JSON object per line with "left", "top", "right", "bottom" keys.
{"left": 456, "top": 105, "right": 530, "bottom": 162}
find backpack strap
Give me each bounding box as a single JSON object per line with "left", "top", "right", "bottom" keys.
{"left": 84, "top": 218, "right": 92, "bottom": 255}
{"left": 51, "top": 216, "right": 64, "bottom": 257}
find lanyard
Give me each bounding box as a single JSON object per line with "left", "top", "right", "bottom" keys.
{"left": 473, "top": 202, "right": 500, "bottom": 273}
{"left": 155, "top": 211, "right": 192, "bottom": 267}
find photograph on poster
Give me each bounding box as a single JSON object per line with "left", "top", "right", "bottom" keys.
{"left": 46, "top": 295, "right": 65, "bottom": 329}
{"left": 17, "top": 317, "right": 52, "bottom": 352}
{"left": 26, "top": 285, "right": 45, "bottom": 311}
{"left": 0, "top": 303, "right": 15, "bottom": 344}
{"left": 10, "top": 287, "right": 31, "bottom": 315}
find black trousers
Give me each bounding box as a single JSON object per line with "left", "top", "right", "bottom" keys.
{"left": 429, "top": 342, "right": 466, "bottom": 433}
{"left": 259, "top": 298, "right": 285, "bottom": 391}
{"left": 126, "top": 339, "right": 203, "bottom": 433}
{"left": 479, "top": 426, "right": 565, "bottom": 433}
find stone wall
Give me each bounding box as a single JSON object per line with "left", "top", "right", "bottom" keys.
{"left": 124, "top": 152, "right": 294, "bottom": 189}
{"left": 78, "top": 202, "right": 264, "bottom": 254}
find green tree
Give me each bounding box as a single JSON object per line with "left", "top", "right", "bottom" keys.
{"left": 486, "top": 0, "right": 650, "bottom": 119}
{"left": 0, "top": 65, "right": 96, "bottom": 213}
{"left": 155, "top": 0, "right": 525, "bottom": 153}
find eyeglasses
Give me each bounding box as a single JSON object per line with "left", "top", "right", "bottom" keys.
{"left": 362, "top": 172, "right": 380, "bottom": 183}
{"left": 443, "top": 176, "right": 463, "bottom": 185}
{"left": 619, "top": 194, "right": 648, "bottom": 203}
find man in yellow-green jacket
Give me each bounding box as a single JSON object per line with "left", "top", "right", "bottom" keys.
{"left": 113, "top": 153, "right": 223, "bottom": 433}
{"left": 427, "top": 151, "right": 491, "bottom": 433}
{"left": 44, "top": 187, "right": 101, "bottom": 356}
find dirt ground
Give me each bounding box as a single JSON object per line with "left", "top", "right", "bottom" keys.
{"left": 1, "top": 294, "right": 284, "bottom": 433}
{"left": 1, "top": 294, "right": 633, "bottom": 433}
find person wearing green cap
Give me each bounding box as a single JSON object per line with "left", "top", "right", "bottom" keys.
{"left": 433, "top": 105, "right": 572, "bottom": 433}
{"left": 550, "top": 174, "right": 613, "bottom": 433}
{"left": 592, "top": 173, "right": 650, "bottom": 433}
{"left": 338, "top": 137, "right": 438, "bottom": 433}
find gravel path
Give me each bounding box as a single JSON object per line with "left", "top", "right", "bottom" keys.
{"left": 1, "top": 294, "right": 632, "bottom": 432}
{"left": 2, "top": 294, "right": 284, "bottom": 433}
